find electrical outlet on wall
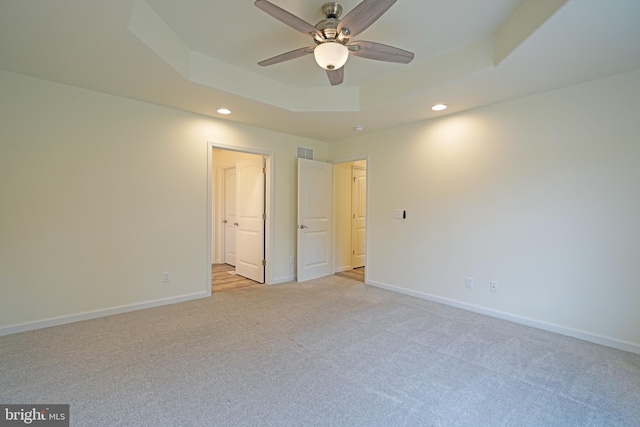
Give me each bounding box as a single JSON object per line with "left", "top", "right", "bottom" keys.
{"left": 465, "top": 277, "right": 474, "bottom": 288}
{"left": 163, "top": 271, "right": 170, "bottom": 283}
{"left": 490, "top": 281, "right": 498, "bottom": 293}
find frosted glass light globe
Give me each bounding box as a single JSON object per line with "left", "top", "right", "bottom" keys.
{"left": 314, "top": 42, "right": 349, "bottom": 70}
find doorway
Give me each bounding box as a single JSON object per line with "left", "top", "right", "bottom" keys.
{"left": 351, "top": 163, "right": 367, "bottom": 269}
{"left": 333, "top": 159, "right": 367, "bottom": 280}
{"left": 295, "top": 157, "right": 367, "bottom": 283}
{"left": 209, "top": 145, "right": 272, "bottom": 288}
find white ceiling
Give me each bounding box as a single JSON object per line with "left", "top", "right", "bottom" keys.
{"left": 1, "top": 0, "right": 640, "bottom": 142}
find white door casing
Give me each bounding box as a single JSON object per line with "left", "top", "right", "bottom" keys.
{"left": 235, "top": 157, "right": 265, "bottom": 283}
{"left": 223, "top": 166, "right": 237, "bottom": 266}
{"left": 351, "top": 165, "right": 366, "bottom": 268}
{"left": 297, "top": 159, "right": 333, "bottom": 282}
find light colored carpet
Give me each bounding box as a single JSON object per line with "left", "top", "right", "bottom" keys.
{"left": 1, "top": 274, "right": 639, "bottom": 426}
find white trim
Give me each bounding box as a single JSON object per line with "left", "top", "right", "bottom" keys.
{"left": 206, "top": 143, "right": 214, "bottom": 295}
{"left": 220, "top": 164, "right": 236, "bottom": 266}
{"left": 366, "top": 279, "right": 640, "bottom": 355}
{"left": 208, "top": 141, "right": 275, "bottom": 285}
{"left": 0, "top": 292, "right": 208, "bottom": 337}
{"left": 270, "top": 275, "right": 295, "bottom": 285}
{"left": 331, "top": 154, "right": 369, "bottom": 165}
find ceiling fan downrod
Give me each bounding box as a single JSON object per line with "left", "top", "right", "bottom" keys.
{"left": 321, "top": 2, "right": 343, "bottom": 19}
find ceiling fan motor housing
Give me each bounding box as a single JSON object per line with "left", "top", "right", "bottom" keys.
{"left": 315, "top": 3, "right": 349, "bottom": 43}
{"left": 315, "top": 19, "right": 341, "bottom": 42}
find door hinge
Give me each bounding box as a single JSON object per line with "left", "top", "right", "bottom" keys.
{"left": 352, "top": 250, "right": 355, "bottom": 255}
{"left": 353, "top": 177, "right": 357, "bottom": 182}
{"left": 263, "top": 213, "right": 266, "bottom": 220}
{"left": 262, "top": 166, "right": 266, "bottom": 174}
{"left": 261, "top": 259, "right": 266, "bottom": 266}
{"left": 352, "top": 213, "right": 355, "bottom": 219}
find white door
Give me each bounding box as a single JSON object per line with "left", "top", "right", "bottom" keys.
{"left": 297, "top": 158, "right": 333, "bottom": 282}
{"left": 223, "top": 167, "right": 236, "bottom": 266}
{"left": 351, "top": 165, "right": 366, "bottom": 268}
{"left": 235, "top": 157, "right": 265, "bottom": 283}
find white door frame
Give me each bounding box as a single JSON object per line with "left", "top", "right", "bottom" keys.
{"left": 207, "top": 142, "right": 274, "bottom": 294}
{"left": 222, "top": 165, "right": 236, "bottom": 266}
{"left": 351, "top": 164, "right": 367, "bottom": 269}
{"left": 332, "top": 155, "right": 369, "bottom": 283}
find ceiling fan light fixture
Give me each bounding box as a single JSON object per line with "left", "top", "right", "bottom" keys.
{"left": 254, "top": 0, "right": 414, "bottom": 85}
{"left": 314, "top": 42, "right": 349, "bottom": 70}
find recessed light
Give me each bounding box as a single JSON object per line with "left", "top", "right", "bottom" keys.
{"left": 217, "top": 108, "right": 231, "bottom": 115}
{"left": 431, "top": 104, "right": 447, "bottom": 111}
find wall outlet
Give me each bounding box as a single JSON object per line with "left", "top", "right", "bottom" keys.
{"left": 163, "top": 271, "right": 170, "bottom": 283}
{"left": 490, "top": 280, "right": 498, "bottom": 293}
{"left": 465, "top": 277, "right": 474, "bottom": 288}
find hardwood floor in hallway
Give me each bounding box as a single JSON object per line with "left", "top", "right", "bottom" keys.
{"left": 212, "top": 264, "right": 365, "bottom": 293}
{"left": 211, "top": 263, "right": 261, "bottom": 293}
{"left": 335, "top": 267, "right": 365, "bottom": 282}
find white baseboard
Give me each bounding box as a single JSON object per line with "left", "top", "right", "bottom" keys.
{"left": 0, "top": 291, "right": 209, "bottom": 337}
{"left": 270, "top": 275, "right": 294, "bottom": 285}
{"left": 366, "top": 279, "right": 640, "bottom": 355}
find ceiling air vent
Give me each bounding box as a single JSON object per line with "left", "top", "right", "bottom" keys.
{"left": 297, "top": 147, "right": 314, "bottom": 160}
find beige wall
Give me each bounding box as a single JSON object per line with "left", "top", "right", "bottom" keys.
{"left": 3, "top": 66, "right": 640, "bottom": 354}
{"left": 0, "top": 70, "right": 326, "bottom": 332}
{"left": 329, "top": 69, "right": 640, "bottom": 353}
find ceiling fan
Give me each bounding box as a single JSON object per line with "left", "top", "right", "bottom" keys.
{"left": 254, "top": 0, "right": 414, "bottom": 86}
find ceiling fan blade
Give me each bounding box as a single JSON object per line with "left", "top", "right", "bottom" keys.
{"left": 326, "top": 67, "right": 344, "bottom": 86}
{"left": 254, "top": 0, "right": 323, "bottom": 39}
{"left": 348, "top": 41, "right": 414, "bottom": 63}
{"left": 258, "top": 47, "right": 314, "bottom": 66}
{"left": 337, "top": 0, "right": 397, "bottom": 38}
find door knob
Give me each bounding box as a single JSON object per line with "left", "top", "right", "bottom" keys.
{"left": 223, "top": 219, "right": 228, "bottom": 223}
{"left": 299, "top": 224, "right": 308, "bottom": 229}
{"left": 234, "top": 222, "right": 239, "bottom": 226}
